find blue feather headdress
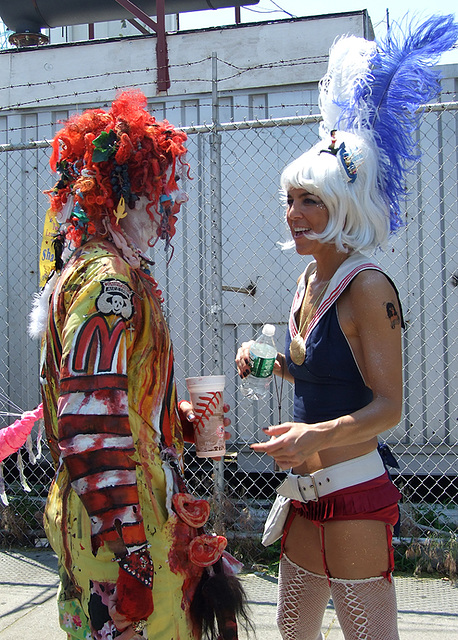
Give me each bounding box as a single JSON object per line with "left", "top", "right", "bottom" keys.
{"left": 319, "top": 14, "right": 458, "bottom": 233}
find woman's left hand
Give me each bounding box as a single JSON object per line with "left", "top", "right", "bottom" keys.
{"left": 250, "top": 422, "right": 326, "bottom": 469}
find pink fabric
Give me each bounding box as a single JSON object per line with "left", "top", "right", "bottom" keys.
{"left": 0, "top": 404, "right": 43, "bottom": 462}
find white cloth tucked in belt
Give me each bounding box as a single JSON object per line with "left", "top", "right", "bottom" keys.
{"left": 276, "top": 449, "right": 385, "bottom": 503}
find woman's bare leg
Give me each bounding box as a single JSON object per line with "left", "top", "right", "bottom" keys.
{"left": 323, "top": 519, "right": 391, "bottom": 579}
{"left": 283, "top": 512, "right": 326, "bottom": 575}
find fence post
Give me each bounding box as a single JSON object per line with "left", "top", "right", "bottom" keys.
{"left": 437, "top": 112, "right": 450, "bottom": 444}
{"left": 209, "top": 52, "right": 225, "bottom": 531}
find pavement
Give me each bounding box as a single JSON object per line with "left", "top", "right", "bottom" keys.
{"left": 1, "top": 548, "right": 457, "bottom": 639}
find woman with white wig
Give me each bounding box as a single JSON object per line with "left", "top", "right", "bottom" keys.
{"left": 236, "top": 15, "right": 458, "bottom": 640}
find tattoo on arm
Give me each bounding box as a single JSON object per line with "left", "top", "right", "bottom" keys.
{"left": 385, "top": 301, "right": 400, "bottom": 329}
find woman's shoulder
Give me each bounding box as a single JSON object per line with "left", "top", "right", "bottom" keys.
{"left": 350, "top": 267, "right": 397, "bottom": 297}
{"left": 337, "top": 267, "right": 403, "bottom": 337}
{"left": 345, "top": 268, "right": 402, "bottom": 329}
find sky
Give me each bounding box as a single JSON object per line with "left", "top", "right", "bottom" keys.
{"left": 178, "top": 0, "right": 458, "bottom": 64}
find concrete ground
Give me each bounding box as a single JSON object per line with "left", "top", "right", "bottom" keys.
{"left": 1, "top": 549, "right": 457, "bottom": 639}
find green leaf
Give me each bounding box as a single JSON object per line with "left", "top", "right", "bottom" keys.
{"left": 92, "top": 129, "right": 117, "bottom": 163}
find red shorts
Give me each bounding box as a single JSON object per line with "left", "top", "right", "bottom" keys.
{"left": 290, "top": 471, "right": 400, "bottom": 525}
{"left": 282, "top": 471, "right": 401, "bottom": 580}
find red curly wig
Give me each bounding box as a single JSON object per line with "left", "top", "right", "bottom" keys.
{"left": 47, "top": 89, "right": 189, "bottom": 232}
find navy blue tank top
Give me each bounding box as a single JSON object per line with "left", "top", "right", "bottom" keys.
{"left": 285, "top": 303, "right": 373, "bottom": 423}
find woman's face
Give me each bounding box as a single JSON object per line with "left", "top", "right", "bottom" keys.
{"left": 286, "top": 188, "right": 329, "bottom": 255}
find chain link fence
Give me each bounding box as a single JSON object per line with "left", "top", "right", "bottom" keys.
{"left": 0, "top": 104, "right": 457, "bottom": 577}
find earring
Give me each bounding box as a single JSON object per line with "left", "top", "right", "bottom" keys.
{"left": 158, "top": 194, "right": 173, "bottom": 246}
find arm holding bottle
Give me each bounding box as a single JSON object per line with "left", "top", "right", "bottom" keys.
{"left": 235, "top": 341, "right": 294, "bottom": 384}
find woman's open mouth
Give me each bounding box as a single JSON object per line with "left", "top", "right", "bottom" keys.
{"left": 293, "top": 227, "right": 312, "bottom": 238}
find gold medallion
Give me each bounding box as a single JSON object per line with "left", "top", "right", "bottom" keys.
{"left": 290, "top": 276, "right": 330, "bottom": 367}
{"left": 290, "top": 334, "right": 306, "bottom": 365}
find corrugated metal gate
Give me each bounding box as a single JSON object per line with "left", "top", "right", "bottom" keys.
{"left": 0, "top": 104, "right": 457, "bottom": 572}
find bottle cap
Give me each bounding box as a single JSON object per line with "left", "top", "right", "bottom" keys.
{"left": 262, "top": 324, "right": 275, "bottom": 336}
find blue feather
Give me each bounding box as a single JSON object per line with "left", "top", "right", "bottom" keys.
{"left": 341, "top": 15, "right": 458, "bottom": 232}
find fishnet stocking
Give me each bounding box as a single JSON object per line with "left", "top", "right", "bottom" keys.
{"left": 277, "top": 553, "right": 329, "bottom": 640}
{"left": 330, "top": 575, "right": 399, "bottom": 640}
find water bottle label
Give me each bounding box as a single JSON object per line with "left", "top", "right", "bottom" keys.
{"left": 250, "top": 355, "right": 275, "bottom": 378}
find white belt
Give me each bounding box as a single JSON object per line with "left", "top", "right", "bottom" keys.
{"left": 276, "top": 449, "right": 385, "bottom": 503}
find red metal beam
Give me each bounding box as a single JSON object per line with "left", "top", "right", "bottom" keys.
{"left": 127, "top": 18, "right": 151, "bottom": 36}
{"left": 113, "top": 0, "right": 170, "bottom": 93}
{"left": 112, "top": 0, "right": 158, "bottom": 30}
{"left": 155, "top": 0, "right": 170, "bottom": 93}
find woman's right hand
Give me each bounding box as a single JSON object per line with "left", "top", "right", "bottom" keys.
{"left": 250, "top": 421, "right": 327, "bottom": 469}
{"left": 235, "top": 341, "right": 254, "bottom": 378}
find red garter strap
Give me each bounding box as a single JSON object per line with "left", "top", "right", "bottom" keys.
{"left": 383, "top": 524, "right": 395, "bottom": 582}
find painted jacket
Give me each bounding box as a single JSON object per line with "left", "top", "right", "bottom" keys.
{"left": 41, "top": 238, "right": 201, "bottom": 639}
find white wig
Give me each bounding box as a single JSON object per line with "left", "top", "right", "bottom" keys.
{"left": 280, "top": 130, "right": 391, "bottom": 253}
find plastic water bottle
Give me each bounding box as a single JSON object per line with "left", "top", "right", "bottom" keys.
{"left": 240, "top": 324, "right": 277, "bottom": 400}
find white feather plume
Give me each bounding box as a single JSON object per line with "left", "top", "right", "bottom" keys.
{"left": 28, "top": 273, "right": 57, "bottom": 340}
{"left": 319, "top": 35, "right": 376, "bottom": 138}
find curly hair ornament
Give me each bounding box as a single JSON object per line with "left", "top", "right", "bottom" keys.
{"left": 45, "top": 89, "right": 189, "bottom": 263}
{"left": 318, "top": 14, "right": 458, "bottom": 233}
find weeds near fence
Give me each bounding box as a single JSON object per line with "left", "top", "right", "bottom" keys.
{"left": 0, "top": 484, "right": 46, "bottom": 548}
